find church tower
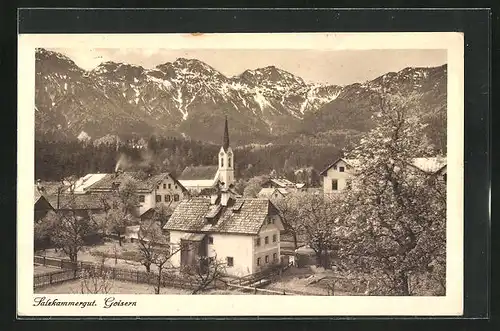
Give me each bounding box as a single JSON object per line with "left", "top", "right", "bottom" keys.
{"left": 218, "top": 116, "right": 235, "bottom": 189}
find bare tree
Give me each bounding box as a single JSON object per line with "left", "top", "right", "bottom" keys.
{"left": 136, "top": 220, "right": 167, "bottom": 273}
{"left": 151, "top": 243, "right": 182, "bottom": 295}
{"left": 79, "top": 256, "right": 114, "bottom": 294}
{"left": 183, "top": 255, "right": 227, "bottom": 294}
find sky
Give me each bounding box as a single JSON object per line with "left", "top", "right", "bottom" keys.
{"left": 49, "top": 48, "right": 447, "bottom": 86}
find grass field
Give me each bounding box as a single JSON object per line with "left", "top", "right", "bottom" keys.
{"left": 34, "top": 279, "right": 191, "bottom": 295}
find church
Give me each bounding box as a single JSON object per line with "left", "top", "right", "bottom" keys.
{"left": 178, "top": 117, "right": 236, "bottom": 194}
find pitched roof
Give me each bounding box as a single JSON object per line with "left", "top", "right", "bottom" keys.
{"left": 86, "top": 172, "right": 186, "bottom": 193}
{"left": 320, "top": 157, "right": 446, "bottom": 175}
{"left": 410, "top": 157, "right": 447, "bottom": 173}
{"left": 67, "top": 173, "right": 108, "bottom": 194}
{"left": 46, "top": 193, "right": 106, "bottom": 210}
{"left": 223, "top": 116, "right": 230, "bottom": 152}
{"left": 264, "top": 178, "right": 296, "bottom": 188}
{"left": 36, "top": 181, "right": 67, "bottom": 196}
{"left": 164, "top": 197, "right": 279, "bottom": 235}
{"left": 178, "top": 166, "right": 219, "bottom": 181}
{"left": 319, "top": 158, "right": 361, "bottom": 175}
{"left": 257, "top": 188, "right": 288, "bottom": 198}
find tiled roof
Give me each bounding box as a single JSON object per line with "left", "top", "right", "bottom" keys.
{"left": 36, "top": 182, "right": 67, "bottom": 196}
{"left": 258, "top": 188, "right": 288, "bottom": 198}
{"left": 164, "top": 197, "right": 279, "bottom": 235}
{"left": 86, "top": 172, "right": 186, "bottom": 193}
{"left": 267, "top": 178, "right": 296, "bottom": 188}
{"left": 411, "top": 157, "right": 447, "bottom": 173}
{"left": 46, "top": 193, "right": 107, "bottom": 210}
{"left": 178, "top": 166, "right": 219, "bottom": 181}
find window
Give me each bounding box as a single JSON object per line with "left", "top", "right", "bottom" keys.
{"left": 139, "top": 195, "right": 145, "bottom": 203}
{"left": 157, "top": 185, "right": 160, "bottom": 189}
{"left": 175, "top": 185, "right": 178, "bottom": 189}
{"left": 256, "top": 238, "right": 261, "bottom": 246}
{"left": 165, "top": 195, "right": 171, "bottom": 202}
{"left": 267, "top": 218, "right": 272, "bottom": 225}
{"left": 168, "top": 183, "right": 171, "bottom": 189}
{"left": 339, "top": 166, "right": 345, "bottom": 172}
{"left": 273, "top": 234, "right": 277, "bottom": 243}
{"left": 156, "top": 195, "right": 161, "bottom": 202}
{"left": 265, "top": 236, "right": 269, "bottom": 244}
{"left": 331, "top": 179, "right": 338, "bottom": 191}
{"left": 265, "top": 255, "right": 269, "bottom": 263}
{"left": 273, "top": 253, "right": 277, "bottom": 261}
{"left": 208, "top": 236, "right": 214, "bottom": 244}
{"left": 221, "top": 158, "right": 224, "bottom": 167}
{"left": 174, "top": 194, "right": 180, "bottom": 201}
{"left": 163, "top": 183, "right": 166, "bottom": 189}
{"left": 227, "top": 257, "right": 234, "bottom": 267}
{"left": 228, "top": 157, "right": 231, "bottom": 168}
{"left": 257, "top": 257, "right": 261, "bottom": 266}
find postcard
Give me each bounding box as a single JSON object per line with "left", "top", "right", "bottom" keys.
{"left": 18, "top": 32, "right": 463, "bottom": 316}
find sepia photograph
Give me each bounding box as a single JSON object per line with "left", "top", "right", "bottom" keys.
{"left": 18, "top": 32, "right": 464, "bottom": 316}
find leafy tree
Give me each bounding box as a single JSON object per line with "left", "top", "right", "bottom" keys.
{"left": 337, "top": 93, "right": 446, "bottom": 296}
{"left": 298, "top": 193, "right": 342, "bottom": 268}
{"left": 243, "top": 175, "right": 270, "bottom": 197}
{"left": 100, "top": 180, "right": 139, "bottom": 246}
{"left": 273, "top": 193, "right": 303, "bottom": 249}
{"left": 37, "top": 208, "right": 102, "bottom": 263}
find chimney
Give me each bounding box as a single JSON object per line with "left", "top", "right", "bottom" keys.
{"left": 221, "top": 189, "right": 230, "bottom": 206}
{"left": 36, "top": 179, "right": 44, "bottom": 193}
{"left": 210, "top": 194, "right": 218, "bottom": 205}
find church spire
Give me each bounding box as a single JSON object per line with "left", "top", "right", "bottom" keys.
{"left": 223, "top": 116, "right": 230, "bottom": 151}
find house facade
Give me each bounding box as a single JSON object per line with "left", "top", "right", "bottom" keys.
{"left": 164, "top": 190, "right": 284, "bottom": 277}
{"left": 320, "top": 157, "right": 447, "bottom": 195}
{"left": 86, "top": 172, "right": 188, "bottom": 215}
{"left": 319, "top": 158, "right": 359, "bottom": 195}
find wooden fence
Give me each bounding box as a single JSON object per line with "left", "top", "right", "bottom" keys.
{"left": 34, "top": 256, "right": 211, "bottom": 292}
{"left": 34, "top": 268, "right": 78, "bottom": 288}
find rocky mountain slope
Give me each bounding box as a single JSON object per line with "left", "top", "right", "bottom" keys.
{"left": 35, "top": 48, "right": 446, "bottom": 149}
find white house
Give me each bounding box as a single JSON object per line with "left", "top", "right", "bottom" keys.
{"left": 319, "top": 158, "right": 360, "bottom": 195}
{"left": 164, "top": 189, "right": 285, "bottom": 277}
{"left": 178, "top": 117, "right": 236, "bottom": 194}
{"left": 85, "top": 171, "right": 189, "bottom": 215}
{"left": 320, "top": 156, "right": 447, "bottom": 195}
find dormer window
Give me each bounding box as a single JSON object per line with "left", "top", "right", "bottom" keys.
{"left": 221, "top": 158, "right": 224, "bottom": 167}
{"left": 228, "top": 157, "right": 231, "bottom": 168}
{"left": 339, "top": 166, "right": 345, "bottom": 172}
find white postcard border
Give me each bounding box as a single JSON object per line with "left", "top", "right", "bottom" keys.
{"left": 18, "top": 32, "right": 464, "bottom": 316}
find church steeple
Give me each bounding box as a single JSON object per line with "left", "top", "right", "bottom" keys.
{"left": 218, "top": 116, "right": 235, "bottom": 189}
{"left": 223, "top": 116, "right": 230, "bottom": 152}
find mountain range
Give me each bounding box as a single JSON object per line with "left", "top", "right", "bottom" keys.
{"left": 35, "top": 48, "right": 447, "bottom": 150}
